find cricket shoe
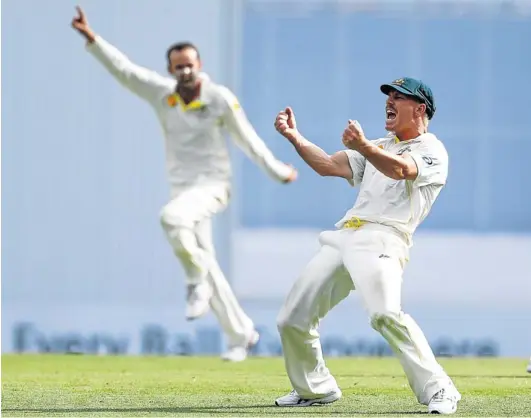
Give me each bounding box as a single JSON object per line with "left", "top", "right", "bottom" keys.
{"left": 221, "top": 330, "right": 259, "bottom": 362}
{"left": 527, "top": 358, "right": 531, "bottom": 373}
{"left": 428, "top": 388, "right": 461, "bottom": 414}
{"left": 185, "top": 282, "right": 212, "bottom": 321}
{"left": 275, "top": 389, "right": 342, "bottom": 407}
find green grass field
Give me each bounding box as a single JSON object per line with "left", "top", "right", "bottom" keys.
{"left": 2, "top": 355, "right": 530, "bottom": 417}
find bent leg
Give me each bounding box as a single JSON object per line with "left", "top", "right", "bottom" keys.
{"left": 194, "top": 217, "right": 254, "bottom": 347}
{"left": 342, "top": 230, "right": 460, "bottom": 405}
{"left": 277, "top": 239, "right": 353, "bottom": 398}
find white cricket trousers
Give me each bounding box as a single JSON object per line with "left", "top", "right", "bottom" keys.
{"left": 277, "top": 225, "right": 459, "bottom": 405}
{"left": 160, "top": 182, "right": 254, "bottom": 347}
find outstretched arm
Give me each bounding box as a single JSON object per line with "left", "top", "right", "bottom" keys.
{"left": 71, "top": 6, "right": 173, "bottom": 104}
{"left": 220, "top": 88, "right": 297, "bottom": 183}
{"left": 274, "top": 107, "right": 359, "bottom": 182}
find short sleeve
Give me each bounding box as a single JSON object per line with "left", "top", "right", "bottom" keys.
{"left": 343, "top": 150, "right": 366, "bottom": 187}
{"left": 409, "top": 139, "right": 448, "bottom": 187}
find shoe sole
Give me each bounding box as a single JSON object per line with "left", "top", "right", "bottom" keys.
{"left": 275, "top": 393, "right": 341, "bottom": 407}
{"left": 185, "top": 304, "right": 211, "bottom": 321}
{"left": 429, "top": 408, "right": 457, "bottom": 415}
{"left": 185, "top": 313, "right": 209, "bottom": 321}
{"left": 185, "top": 283, "right": 213, "bottom": 321}
{"left": 429, "top": 401, "right": 459, "bottom": 414}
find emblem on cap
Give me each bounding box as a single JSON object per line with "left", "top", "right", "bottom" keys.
{"left": 392, "top": 78, "right": 405, "bottom": 86}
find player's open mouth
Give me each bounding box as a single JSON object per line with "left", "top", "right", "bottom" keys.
{"left": 386, "top": 108, "right": 397, "bottom": 122}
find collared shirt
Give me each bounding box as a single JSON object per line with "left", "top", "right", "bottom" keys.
{"left": 87, "top": 36, "right": 292, "bottom": 196}
{"left": 336, "top": 133, "right": 448, "bottom": 241}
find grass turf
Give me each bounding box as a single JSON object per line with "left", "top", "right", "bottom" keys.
{"left": 2, "top": 355, "right": 530, "bottom": 416}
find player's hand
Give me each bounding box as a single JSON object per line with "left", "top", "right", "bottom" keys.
{"left": 275, "top": 107, "right": 299, "bottom": 143}
{"left": 342, "top": 120, "right": 367, "bottom": 151}
{"left": 281, "top": 165, "right": 298, "bottom": 184}
{"left": 71, "top": 6, "right": 96, "bottom": 42}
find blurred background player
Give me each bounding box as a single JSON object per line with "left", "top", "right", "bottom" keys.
{"left": 273, "top": 78, "right": 461, "bottom": 414}
{"left": 71, "top": 6, "right": 297, "bottom": 362}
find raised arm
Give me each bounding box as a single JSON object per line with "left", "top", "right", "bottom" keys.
{"left": 219, "top": 87, "right": 297, "bottom": 183}
{"left": 274, "top": 107, "right": 361, "bottom": 184}
{"left": 71, "top": 6, "right": 173, "bottom": 104}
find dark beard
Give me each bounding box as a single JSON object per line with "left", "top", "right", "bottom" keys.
{"left": 176, "top": 81, "right": 200, "bottom": 104}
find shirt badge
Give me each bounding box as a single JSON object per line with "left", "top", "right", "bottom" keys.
{"left": 166, "top": 94, "right": 178, "bottom": 108}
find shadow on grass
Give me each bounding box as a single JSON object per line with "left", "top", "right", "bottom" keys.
{"left": 2, "top": 405, "right": 427, "bottom": 415}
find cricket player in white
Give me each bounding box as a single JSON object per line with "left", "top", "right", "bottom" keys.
{"left": 71, "top": 7, "right": 297, "bottom": 362}
{"left": 273, "top": 77, "right": 461, "bottom": 414}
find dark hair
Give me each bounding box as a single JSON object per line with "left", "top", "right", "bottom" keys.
{"left": 166, "top": 42, "right": 200, "bottom": 63}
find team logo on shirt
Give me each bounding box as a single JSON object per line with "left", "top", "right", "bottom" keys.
{"left": 422, "top": 156, "right": 434, "bottom": 165}
{"left": 397, "top": 146, "right": 411, "bottom": 155}
{"left": 194, "top": 104, "right": 210, "bottom": 118}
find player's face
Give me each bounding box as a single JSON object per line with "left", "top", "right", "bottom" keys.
{"left": 168, "top": 48, "right": 202, "bottom": 87}
{"left": 385, "top": 90, "right": 424, "bottom": 132}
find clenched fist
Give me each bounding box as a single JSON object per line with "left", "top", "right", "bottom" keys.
{"left": 274, "top": 107, "right": 299, "bottom": 142}
{"left": 342, "top": 120, "right": 367, "bottom": 151}
{"left": 71, "top": 6, "right": 95, "bottom": 43}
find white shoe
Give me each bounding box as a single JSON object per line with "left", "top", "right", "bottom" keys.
{"left": 527, "top": 358, "right": 531, "bottom": 373}
{"left": 275, "top": 389, "right": 342, "bottom": 407}
{"left": 221, "top": 330, "right": 259, "bottom": 362}
{"left": 185, "top": 283, "right": 211, "bottom": 320}
{"left": 428, "top": 388, "right": 461, "bottom": 414}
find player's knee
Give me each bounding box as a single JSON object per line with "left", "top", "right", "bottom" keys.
{"left": 276, "top": 304, "right": 311, "bottom": 335}
{"left": 160, "top": 205, "right": 190, "bottom": 231}
{"left": 160, "top": 207, "right": 197, "bottom": 255}
{"left": 369, "top": 311, "right": 399, "bottom": 332}
{"left": 276, "top": 305, "right": 300, "bottom": 333}
{"left": 370, "top": 311, "right": 411, "bottom": 352}
{"left": 276, "top": 308, "right": 291, "bottom": 332}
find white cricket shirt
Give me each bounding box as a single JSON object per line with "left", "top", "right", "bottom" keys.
{"left": 87, "top": 36, "right": 292, "bottom": 196}
{"left": 336, "top": 133, "right": 448, "bottom": 243}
